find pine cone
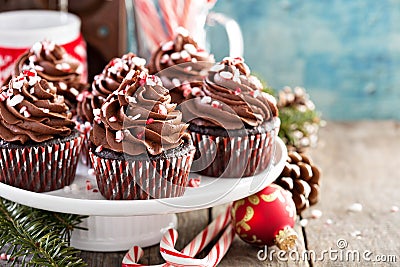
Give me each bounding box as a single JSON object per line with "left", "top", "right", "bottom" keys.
{"left": 277, "top": 86, "right": 321, "bottom": 152}
{"left": 275, "top": 151, "right": 321, "bottom": 214}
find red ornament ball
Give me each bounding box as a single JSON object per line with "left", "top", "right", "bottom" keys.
{"left": 231, "top": 184, "right": 298, "bottom": 250}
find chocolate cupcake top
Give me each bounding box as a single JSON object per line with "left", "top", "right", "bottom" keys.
{"left": 77, "top": 53, "right": 147, "bottom": 123}
{"left": 90, "top": 70, "right": 191, "bottom": 156}
{"left": 0, "top": 69, "right": 75, "bottom": 144}
{"left": 148, "top": 28, "right": 215, "bottom": 89}
{"left": 181, "top": 57, "right": 278, "bottom": 130}
{"left": 12, "top": 40, "right": 87, "bottom": 112}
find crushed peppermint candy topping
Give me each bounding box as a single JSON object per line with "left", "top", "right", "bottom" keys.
{"left": 188, "top": 177, "right": 201, "bottom": 188}
{"left": 56, "top": 62, "right": 71, "bottom": 71}
{"left": 109, "top": 116, "right": 117, "bottom": 122}
{"left": 95, "top": 145, "right": 103, "bottom": 153}
{"left": 200, "top": 96, "right": 212, "bottom": 104}
{"left": 176, "top": 27, "right": 189, "bottom": 37}
{"left": 170, "top": 52, "right": 181, "bottom": 61}
{"left": 19, "top": 106, "right": 27, "bottom": 113}
{"left": 191, "top": 87, "right": 203, "bottom": 97}
{"left": 132, "top": 56, "right": 146, "bottom": 66}
{"left": 180, "top": 50, "right": 190, "bottom": 60}
{"left": 211, "top": 100, "right": 222, "bottom": 109}
{"left": 160, "top": 54, "right": 170, "bottom": 64}
{"left": 8, "top": 94, "right": 24, "bottom": 107}
{"left": 146, "top": 118, "right": 154, "bottom": 125}
{"left": 249, "top": 90, "right": 260, "bottom": 98}
{"left": 184, "top": 66, "right": 192, "bottom": 72}
{"left": 41, "top": 108, "right": 50, "bottom": 113}
{"left": 234, "top": 88, "right": 242, "bottom": 95}
{"left": 93, "top": 108, "right": 101, "bottom": 117}
{"left": 125, "top": 69, "right": 136, "bottom": 80}
{"left": 23, "top": 110, "right": 31, "bottom": 118}
{"left": 127, "top": 96, "right": 137, "bottom": 103}
{"left": 161, "top": 41, "right": 174, "bottom": 51}
{"left": 115, "top": 130, "right": 124, "bottom": 142}
{"left": 31, "top": 42, "right": 43, "bottom": 56}
{"left": 129, "top": 114, "right": 141, "bottom": 120}
{"left": 158, "top": 105, "right": 168, "bottom": 115}
{"left": 183, "top": 43, "right": 197, "bottom": 54}
{"left": 58, "top": 82, "right": 68, "bottom": 90}
{"left": 94, "top": 116, "right": 102, "bottom": 124}
{"left": 219, "top": 71, "right": 233, "bottom": 80}
{"left": 172, "top": 78, "right": 181, "bottom": 87}
{"left": 86, "top": 180, "right": 92, "bottom": 191}
{"left": 0, "top": 92, "right": 9, "bottom": 102}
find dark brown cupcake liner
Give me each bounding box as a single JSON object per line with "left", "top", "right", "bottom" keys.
{"left": 190, "top": 124, "right": 279, "bottom": 178}
{"left": 0, "top": 133, "right": 84, "bottom": 193}
{"left": 89, "top": 148, "right": 195, "bottom": 200}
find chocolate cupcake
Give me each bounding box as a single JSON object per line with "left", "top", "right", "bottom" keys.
{"left": 0, "top": 69, "right": 83, "bottom": 192}
{"left": 77, "top": 53, "right": 148, "bottom": 166}
{"left": 148, "top": 27, "right": 214, "bottom": 105}
{"left": 181, "top": 57, "right": 280, "bottom": 178}
{"left": 89, "top": 70, "right": 195, "bottom": 200}
{"left": 11, "top": 40, "right": 87, "bottom": 114}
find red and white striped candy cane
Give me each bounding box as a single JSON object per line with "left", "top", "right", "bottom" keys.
{"left": 122, "top": 206, "right": 233, "bottom": 267}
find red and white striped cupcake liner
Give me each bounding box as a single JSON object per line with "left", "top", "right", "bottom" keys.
{"left": 0, "top": 132, "right": 84, "bottom": 192}
{"left": 76, "top": 121, "right": 93, "bottom": 167}
{"left": 190, "top": 123, "right": 279, "bottom": 178}
{"left": 90, "top": 148, "right": 195, "bottom": 200}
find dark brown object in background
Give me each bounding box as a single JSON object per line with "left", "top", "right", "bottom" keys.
{"left": 0, "top": 0, "right": 127, "bottom": 81}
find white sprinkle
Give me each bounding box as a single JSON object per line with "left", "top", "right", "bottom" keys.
{"left": 93, "top": 108, "right": 101, "bottom": 117}
{"left": 161, "top": 41, "right": 174, "bottom": 51}
{"left": 70, "top": 87, "right": 79, "bottom": 96}
{"left": 176, "top": 27, "right": 189, "bottom": 37}
{"left": 139, "top": 71, "right": 147, "bottom": 79}
{"left": 34, "top": 65, "right": 44, "bottom": 71}
{"left": 172, "top": 78, "right": 181, "bottom": 87}
{"left": 184, "top": 66, "right": 192, "bottom": 72}
{"left": 201, "top": 96, "right": 212, "bottom": 104}
{"left": 31, "top": 42, "right": 42, "bottom": 55}
{"left": 125, "top": 69, "right": 135, "bottom": 80}
{"left": 132, "top": 56, "right": 146, "bottom": 66}
{"left": 311, "top": 209, "right": 323, "bottom": 219}
{"left": 109, "top": 116, "right": 117, "bottom": 122}
{"left": 59, "top": 82, "right": 67, "bottom": 90}
{"left": 210, "top": 64, "right": 225, "bottom": 72}
{"left": 233, "top": 68, "right": 241, "bottom": 83}
{"left": 7, "top": 88, "right": 14, "bottom": 96}
{"left": 19, "top": 106, "right": 27, "bottom": 113}
{"left": 42, "top": 108, "right": 49, "bottom": 113}
{"left": 129, "top": 114, "right": 141, "bottom": 120}
{"left": 391, "top": 206, "right": 399, "bottom": 213}
{"left": 160, "top": 54, "right": 170, "bottom": 64}
{"left": 8, "top": 94, "right": 24, "bottom": 107}
{"left": 180, "top": 50, "right": 190, "bottom": 60}
{"left": 211, "top": 100, "right": 221, "bottom": 109}
{"left": 191, "top": 58, "right": 198, "bottom": 63}
{"left": 23, "top": 110, "right": 31, "bottom": 117}
{"left": 115, "top": 130, "right": 124, "bottom": 142}
{"left": 170, "top": 52, "right": 181, "bottom": 61}
{"left": 127, "top": 96, "right": 137, "bottom": 103}
{"left": 347, "top": 203, "right": 363, "bottom": 212}
{"left": 184, "top": 43, "right": 197, "bottom": 54}
{"left": 325, "top": 219, "right": 333, "bottom": 225}
{"left": 299, "top": 218, "right": 308, "bottom": 227}
{"left": 12, "top": 77, "right": 25, "bottom": 90}
{"left": 191, "top": 87, "right": 203, "bottom": 97}
{"left": 30, "top": 87, "right": 35, "bottom": 94}
{"left": 219, "top": 71, "right": 233, "bottom": 79}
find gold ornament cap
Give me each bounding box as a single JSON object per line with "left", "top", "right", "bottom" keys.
{"left": 274, "top": 226, "right": 298, "bottom": 250}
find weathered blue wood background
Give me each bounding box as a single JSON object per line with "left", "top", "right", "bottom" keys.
{"left": 210, "top": 0, "right": 400, "bottom": 120}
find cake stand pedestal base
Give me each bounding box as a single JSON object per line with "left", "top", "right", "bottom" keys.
{"left": 71, "top": 214, "right": 178, "bottom": 252}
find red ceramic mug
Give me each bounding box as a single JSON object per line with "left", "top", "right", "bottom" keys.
{"left": 0, "top": 10, "right": 87, "bottom": 86}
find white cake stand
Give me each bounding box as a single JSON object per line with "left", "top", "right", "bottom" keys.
{"left": 0, "top": 137, "right": 287, "bottom": 252}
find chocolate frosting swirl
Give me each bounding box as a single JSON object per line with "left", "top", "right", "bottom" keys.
{"left": 90, "top": 70, "right": 191, "bottom": 156}
{"left": 77, "top": 53, "right": 148, "bottom": 123}
{"left": 181, "top": 57, "right": 279, "bottom": 130}
{"left": 12, "top": 41, "right": 87, "bottom": 111}
{"left": 0, "top": 69, "right": 75, "bottom": 144}
{"left": 148, "top": 28, "right": 214, "bottom": 89}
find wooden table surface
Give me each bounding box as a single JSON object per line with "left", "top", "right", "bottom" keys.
{"left": 5, "top": 121, "right": 398, "bottom": 266}
{"left": 79, "top": 121, "right": 400, "bottom": 266}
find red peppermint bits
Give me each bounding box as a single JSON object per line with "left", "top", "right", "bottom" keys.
{"left": 22, "top": 69, "right": 36, "bottom": 77}
{"left": 146, "top": 118, "right": 154, "bottom": 125}
{"left": 0, "top": 92, "right": 8, "bottom": 102}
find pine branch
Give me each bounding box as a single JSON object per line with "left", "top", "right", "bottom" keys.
{"left": 0, "top": 197, "right": 87, "bottom": 266}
